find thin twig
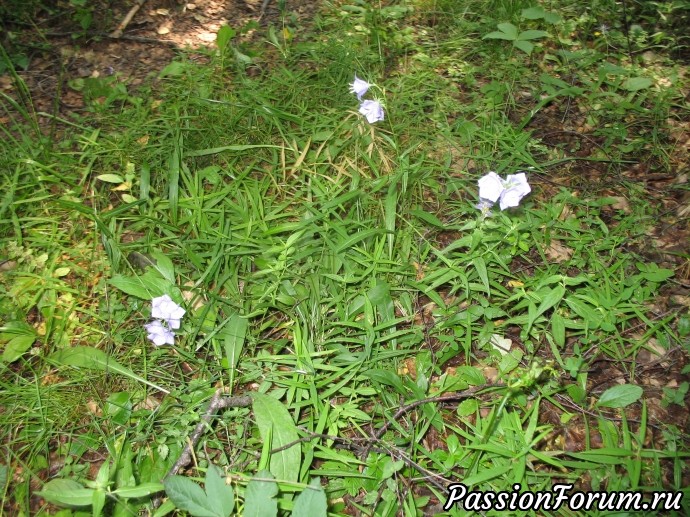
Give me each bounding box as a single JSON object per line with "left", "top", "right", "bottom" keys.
{"left": 360, "top": 386, "right": 499, "bottom": 461}
{"left": 110, "top": 0, "right": 148, "bottom": 38}
{"left": 165, "top": 390, "right": 252, "bottom": 478}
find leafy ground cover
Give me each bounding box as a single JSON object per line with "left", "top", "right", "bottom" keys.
{"left": 1, "top": 0, "right": 690, "bottom": 515}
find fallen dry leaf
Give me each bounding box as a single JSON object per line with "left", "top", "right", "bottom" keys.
{"left": 610, "top": 196, "right": 631, "bottom": 213}
{"left": 545, "top": 239, "right": 574, "bottom": 263}
{"left": 669, "top": 294, "right": 690, "bottom": 307}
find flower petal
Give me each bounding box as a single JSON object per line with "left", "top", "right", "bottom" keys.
{"left": 358, "top": 99, "right": 385, "bottom": 124}
{"left": 151, "top": 295, "right": 185, "bottom": 322}
{"left": 499, "top": 187, "right": 526, "bottom": 210}
{"left": 151, "top": 294, "right": 172, "bottom": 319}
{"left": 476, "top": 199, "right": 494, "bottom": 211}
{"left": 478, "top": 172, "right": 504, "bottom": 203}
{"left": 167, "top": 318, "right": 182, "bottom": 330}
{"left": 145, "top": 319, "right": 176, "bottom": 346}
{"left": 504, "top": 173, "right": 531, "bottom": 196}
{"left": 350, "top": 75, "right": 370, "bottom": 100}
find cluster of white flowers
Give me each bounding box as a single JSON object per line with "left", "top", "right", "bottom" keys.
{"left": 145, "top": 294, "right": 185, "bottom": 346}
{"left": 350, "top": 75, "right": 385, "bottom": 124}
{"left": 477, "top": 171, "right": 531, "bottom": 212}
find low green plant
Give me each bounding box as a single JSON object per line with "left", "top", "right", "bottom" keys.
{"left": 1, "top": 0, "right": 689, "bottom": 515}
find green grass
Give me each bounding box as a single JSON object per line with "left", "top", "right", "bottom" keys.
{"left": 1, "top": 0, "right": 690, "bottom": 515}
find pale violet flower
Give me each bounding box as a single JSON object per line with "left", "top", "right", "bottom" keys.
{"left": 145, "top": 320, "right": 176, "bottom": 346}
{"left": 350, "top": 75, "right": 370, "bottom": 100}
{"left": 151, "top": 294, "right": 185, "bottom": 330}
{"left": 477, "top": 172, "right": 531, "bottom": 211}
{"left": 475, "top": 199, "right": 494, "bottom": 217}
{"left": 478, "top": 171, "right": 505, "bottom": 204}
{"left": 359, "top": 99, "right": 385, "bottom": 124}
{"left": 499, "top": 173, "right": 531, "bottom": 210}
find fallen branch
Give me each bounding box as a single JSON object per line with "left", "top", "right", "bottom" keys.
{"left": 166, "top": 389, "right": 252, "bottom": 478}
{"left": 110, "top": 0, "right": 148, "bottom": 39}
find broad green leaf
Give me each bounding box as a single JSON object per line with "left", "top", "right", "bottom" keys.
{"left": 251, "top": 393, "right": 301, "bottom": 483}
{"left": 411, "top": 209, "right": 444, "bottom": 228}
{"left": 623, "top": 77, "right": 652, "bottom": 92}
{"left": 521, "top": 7, "right": 549, "bottom": 19}
{"left": 163, "top": 475, "right": 218, "bottom": 517}
{"left": 381, "top": 459, "right": 404, "bottom": 480}
{"left": 106, "top": 392, "right": 133, "bottom": 426}
{"left": 362, "top": 369, "right": 408, "bottom": 395}
{"left": 152, "top": 499, "right": 177, "bottom": 517}
{"left": 367, "top": 281, "right": 393, "bottom": 320}
{"left": 204, "top": 465, "right": 234, "bottom": 517}
{"left": 497, "top": 22, "right": 518, "bottom": 39}
{"left": 564, "top": 297, "right": 602, "bottom": 329}
{"left": 95, "top": 461, "right": 110, "bottom": 489}
{"left": 518, "top": 29, "right": 549, "bottom": 41}
{"left": 551, "top": 313, "right": 565, "bottom": 347}
{"left": 216, "top": 25, "right": 236, "bottom": 51}
{"left": 109, "top": 272, "right": 171, "bottom": 299}
{"left": 35, "top": 479, "right": 94, "bottom": 507}
{"left": 49, "top": 346, "right": 170, "bottom": 394}
{"left": 221, "top": 312, "right": 248, "bottom": 387}
{"left": 92, "top": 489, "right": 106, "bottom": 517}
{"left": 244, "top": 470, "right": 278, "bottom": 517}
{"left": 96, "top": 173, "right": 125, "bottom": 183}
{"left": 457, "top": 399, "right": 479, "bottom": 416}
{"left": 498, "top": 348, "right": 523, "bottom": 375}
{"left": 528, "top": 284, "right": 566, "bottom": 333}
{"left": 543, "top": 12, "right": 561, "bottom": 23}
{"left": 521, "top": 6, "right": 544, "bottom": 19}
{"left": 638, "top": 266, "right": 674, "bottom": 282}
{"left": 567, "top": 384, "right": 586, "bottom": 403}
{"left": 596, "top": 384, "right": 643, "bottom": 408}
{"left": 113, "top": 482, "right": 165, "bottom": 498}
{"left": 292, "top": 479, "right": 327, "bottom": 517}
{"left": 159, "top": 61, "right": 188, "bottom": 78}
{"left": 117, "top": 440, "right": 135, "bottom": 479}
{"left": 472, "top": 257, "right": 490, "bottom": 294}
{"left": 2, "top": 333, "right": 36, "bottom": 362}
{"left": 0, "top": 320, "right": 37, "bottom": 362}
{"left": 483, "top": 30, "right": 515, "bottom": 41}
{"left": 513, "top": 40, "right": 535, "bottom": 55}
{"left": 149, "top": 250, "right": 176, "bottom": 284}
{"left": 453, "top": 366, "right": 485, "bottom": 386}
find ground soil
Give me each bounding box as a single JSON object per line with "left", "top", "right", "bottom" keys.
{"left": 2, "top": 0, "right": 690, "bottom": 512}
{"left": 1, "top": 0, "right": 319, "bottom": 117}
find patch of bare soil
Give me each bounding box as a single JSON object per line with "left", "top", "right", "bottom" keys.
{"left": 1, "top": 0, "right": 320, "bottom": 119}
{"left": 512, "top": 72, "right": 690, "bottom": 488}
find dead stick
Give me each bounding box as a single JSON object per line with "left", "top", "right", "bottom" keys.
{"left": 110, "top": 0, "right": 148, "bottom": 38}
{"left": 360, "top": 385, "right": 499, "bottom": 462}
{"left": 166, "top": 390, "right": 252, "bottom": 478}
